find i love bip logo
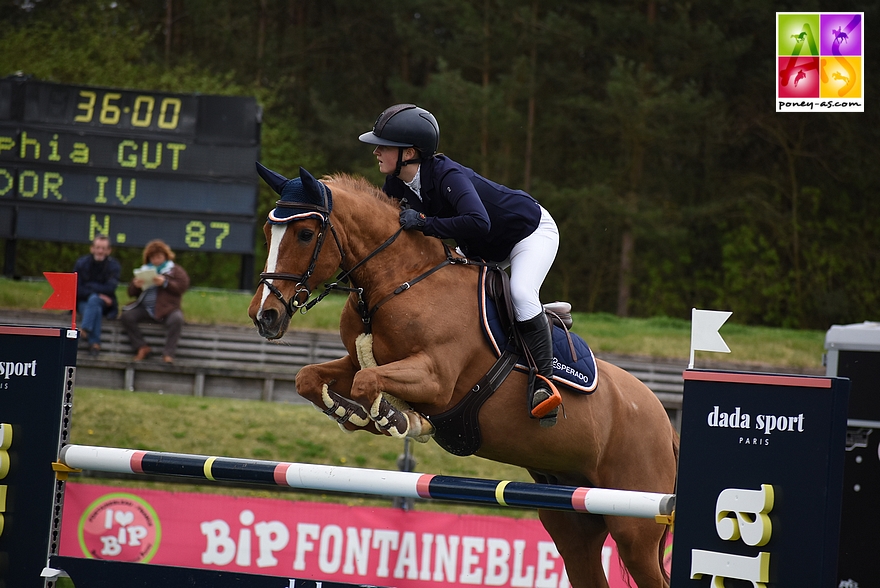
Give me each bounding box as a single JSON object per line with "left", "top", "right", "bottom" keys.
{"left": 77, "top": 492, "right": 162, "bottom": 562}
{"left": 777, "top": 13, "right": 864, "bottom": 112}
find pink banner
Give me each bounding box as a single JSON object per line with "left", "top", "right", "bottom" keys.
{"left": 60, "top": 482, "right": 658, "bottom": 587}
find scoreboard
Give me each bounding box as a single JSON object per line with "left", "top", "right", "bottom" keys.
{"left": 0, "top": 77, "right": 260, "bottom": 254}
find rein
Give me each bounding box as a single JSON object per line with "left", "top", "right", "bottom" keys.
{"left": 299, "top": 226, "right": 406, "bottom": 322}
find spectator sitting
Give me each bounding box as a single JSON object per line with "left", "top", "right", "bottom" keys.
{"left": 120, "top": 239, "right": 190, "bottom": 364}
{"left": 74, "top": 234, "right": 121, "bottom": 357}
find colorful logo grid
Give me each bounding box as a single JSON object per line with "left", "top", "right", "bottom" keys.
{"left": 777, "top": 13, "right": 864, "bottom": 112}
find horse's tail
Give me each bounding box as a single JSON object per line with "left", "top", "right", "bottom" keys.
{"left": 658, "top": 431, "right": 681, "bottom": 585}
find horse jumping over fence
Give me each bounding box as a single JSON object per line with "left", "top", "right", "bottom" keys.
{"left": 248, "top": 166, "right": 680, "bottom": 588}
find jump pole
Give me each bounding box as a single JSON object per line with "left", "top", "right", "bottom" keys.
{"left": 58, "top": 444, "right": 675, "bottom": 521}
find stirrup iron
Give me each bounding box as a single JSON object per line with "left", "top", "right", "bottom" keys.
{"left": 530, "top": 374, "right": 562, "bottom": 420}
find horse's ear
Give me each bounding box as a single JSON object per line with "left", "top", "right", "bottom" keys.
{"left": 256, "top": 162, "right": 289, "bottom": 196}
{"left": 299, "top": 167, "right": 332, "bottom": 213}
{"left": 299, "top": 167, "right": 321, "bottom": 194}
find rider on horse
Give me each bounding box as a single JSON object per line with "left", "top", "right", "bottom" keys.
{"left": 359, "top": 104, "right": 563, "bottom": 426}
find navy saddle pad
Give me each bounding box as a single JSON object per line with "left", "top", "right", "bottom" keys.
{"left": 478, "top": 271, "right": 598, "bottom": 394}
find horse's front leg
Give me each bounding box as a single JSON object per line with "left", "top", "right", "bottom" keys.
{"left": 295, "top": 356, "right": 386, "bottom": 435}
{"left": 350, "top": 351, "right": 443, "bottom": 441}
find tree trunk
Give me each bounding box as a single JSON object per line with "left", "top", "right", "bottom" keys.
{"left": 164, "top": 0, "right": 173, "bottom": 68}
{"left": 400, "top": 46, "right": 410, "bottom": 83}
{"left": 617, "top": 139, "right": 643, "bottom": 317}
{"left": 480, "top": 0, "right": 490, "bottom": 177}
{"left": 255, "top": 0, "right": 268, "bottom": 86}
{"left": 616, "top": 0, "right": 655, "bottom": 317}
{"left": 616, "top": 214, "right": 635, "bottom": 316}
{"left": 523, "top": 0, "right": 538, "bottom": 192}
{"left": 287, "top": 0, "right": 307, "bottom": 90}
{"left": 754, "top": 117, "right": 805, "bottom": 324}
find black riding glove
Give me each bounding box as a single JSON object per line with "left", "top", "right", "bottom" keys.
{"left": 399, "top": 209, "right": 427, "bottom": 231}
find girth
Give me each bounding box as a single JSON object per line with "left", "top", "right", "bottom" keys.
{"left": 423, "top": 266, "right": 584, "bottom": 455}
{"left": 427, "top": 348, "right": 519, "bottom": 456}
{"left": 424, "top": 266, "right": 519, "bottom": 456}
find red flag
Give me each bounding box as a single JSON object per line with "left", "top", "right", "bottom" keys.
{"left": 43, "top": 272, "right": 78, "bottom": 329}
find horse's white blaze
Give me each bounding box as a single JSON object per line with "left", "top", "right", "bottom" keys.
{"left": 259, "top": 224, "right": 289, "bottom": 313}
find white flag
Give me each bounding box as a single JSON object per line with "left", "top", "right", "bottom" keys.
{"left": 689, "top": 308, "right": 732, "bottom": 368}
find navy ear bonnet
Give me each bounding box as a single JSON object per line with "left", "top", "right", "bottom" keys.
{"left": 256, "top": 162, "right": 333, "bottom": 224}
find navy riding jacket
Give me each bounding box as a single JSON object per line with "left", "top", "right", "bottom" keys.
{"left": 382, "top": 155, "right": 541, "bottom": 262}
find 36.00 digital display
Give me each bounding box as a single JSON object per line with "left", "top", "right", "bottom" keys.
{"left": 0, "top": 77, "right": 260, "bottom": 265}
{"left": 22, "top": 82, "right": 198, "bottom": 134}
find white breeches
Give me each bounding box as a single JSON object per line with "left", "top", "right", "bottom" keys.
{"left": 504, "top": 206, "right": 559, "bottom": 321}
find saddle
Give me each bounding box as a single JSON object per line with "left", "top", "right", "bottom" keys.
{"left": 484, "top": 266, "right": 573, "bottom": 333}
{"left": 428, "top": 267, "right": 598, "bottom": 456}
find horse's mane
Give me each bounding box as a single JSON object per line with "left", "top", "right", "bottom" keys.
{"left": 325, "top": 173, "right": 399, "bottom": 213}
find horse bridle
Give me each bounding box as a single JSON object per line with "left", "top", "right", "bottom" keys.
{"left": 259, "top": 200, "right": 345, "bottom": 317}
{"left": 259, "top": 199, "right": 411, "bottom": 320}
{"left": 259, "top": 200, "right": 476, "bottom": 327}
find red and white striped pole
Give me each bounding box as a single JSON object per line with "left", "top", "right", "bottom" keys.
{"left": 60, "top": 444, "right": 675, "bottom": 520}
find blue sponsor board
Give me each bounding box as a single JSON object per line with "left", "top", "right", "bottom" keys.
{"left": 671, "top": 370, "right": 849, "bottom": 587}
{"left": 0, "top": 324, "right": 78, "bottom": 588}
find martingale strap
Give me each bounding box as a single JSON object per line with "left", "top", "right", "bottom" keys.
{"left": 359, "top": 243, "right": 468, "bottom": 328}
{"left": 355, "top": 243, "right": 484, "bottom": 332}
{"left": 294, "top": 227, "right": 406, "bottom": 319}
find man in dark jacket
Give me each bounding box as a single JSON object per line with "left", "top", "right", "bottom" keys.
{"left": 73, "top": 234, "right": 121, "bottom": 356}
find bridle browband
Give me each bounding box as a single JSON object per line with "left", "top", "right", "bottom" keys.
{"left": 259, "top": 201, "right": 477, "bottom": 330}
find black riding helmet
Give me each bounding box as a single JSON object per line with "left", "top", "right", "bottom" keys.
{"left": 359, "top": 104, "right": 440, "bottom": 176}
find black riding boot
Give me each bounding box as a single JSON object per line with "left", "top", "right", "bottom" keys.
{"left": 516, "top": 312, "right": 562, "bottom": 427}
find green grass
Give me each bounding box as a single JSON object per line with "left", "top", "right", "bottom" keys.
{"left": 181, "top": 285, "right": 347, "bottom": 329}
{"left": 0, "top": 276, "right": 347, "bottom": 330}
{"left": 70, "top": 386, "right": 533, "bottom": 517}
{"left": 572, "top": 312, "right": 825, "bottom": 369}
{"left": 1, "top": 276, "right": 826, "bottom": 368}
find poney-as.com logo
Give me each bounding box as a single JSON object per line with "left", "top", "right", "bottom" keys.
{"left": 77, "top": 492, "right": 162, "bottom": 562}
{"left": 777, "top": 12, "right": 864, "bottom": 112}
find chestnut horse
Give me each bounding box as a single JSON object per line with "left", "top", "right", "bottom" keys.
{"left": 248, "top": 167, "right": 679, "bottom": 588}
